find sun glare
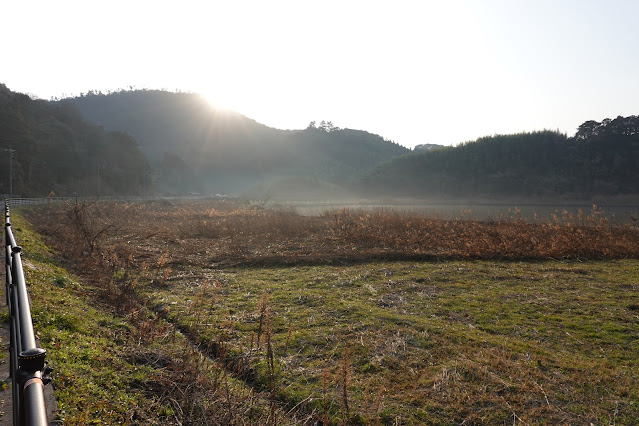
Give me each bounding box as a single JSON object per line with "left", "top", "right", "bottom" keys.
{"left": 197, "top": 74, "right": 272, "bottom": 116}
{"left": 200, "top": 89, "right": 243, "bottom": 113}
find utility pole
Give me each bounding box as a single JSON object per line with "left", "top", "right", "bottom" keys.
{"left": 2, "top": 147, "right": 15, "bottom": 198}
{"left": 9, "top": 146, "right": 13, "bottom": 198}
{"left": 97, "top": 162, "right": 101, "bottom": 198}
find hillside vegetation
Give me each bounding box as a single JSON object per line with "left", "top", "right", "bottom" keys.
{"left": 67, "top": 90, "right": 409, "bottom": 196}
{"left": 2, "top": 83, "right": 638, "bottom": 201}
{"left": 362, "top": 118, "right": 639, "bottom": 200}
{"left": 0, "top": 84, "right": 150, "bottom": 196}
{"left": 64, "top": 90, "right": 639, "bottom": 200}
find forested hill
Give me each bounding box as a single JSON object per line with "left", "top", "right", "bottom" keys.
{"left": 66, "top": 90, "right": 409, "bottom": 196}
{"left": 360, "top": 117, "right": 639, "bottom": 200}
{"left": 3, "top": 82, "right": 637, "bottom": 201}
{"left": 0, "top": 84, "right": 149, "bottom": 197}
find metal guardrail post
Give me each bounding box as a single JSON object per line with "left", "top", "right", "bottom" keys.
{"left": 4, "top": 202, "right": 49, "bottom": 426}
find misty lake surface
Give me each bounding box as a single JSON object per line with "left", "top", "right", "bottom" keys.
{"left": 277, "top": 201, "right": 639, "bottom": 223}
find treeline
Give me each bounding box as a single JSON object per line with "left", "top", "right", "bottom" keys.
{"left": 0, "top": 85, "right": 409, "bottom": 198}
{"left": 0, "top": 84, "right": 150, "bottom": 197}
{"left": 2, "top": 82, "right": 638, "bottom": 201}
{"left": 361, "top": 117, "right": 639, "bottom": 199}
{"left": 67, "top": 89, "right": 410, "bottom": 195}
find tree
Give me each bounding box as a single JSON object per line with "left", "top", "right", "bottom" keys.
{"left": 575, "top": 120, "right": 601, "bottom": 141}
{"left": 318, "top": 120, "right": 340, "bottom": 132}
{"left": 575, "top": 116, "right": 639, "bottom": 141}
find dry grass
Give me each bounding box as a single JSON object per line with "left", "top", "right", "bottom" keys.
{"left": 30, "top": 199, "right": 639, "bottom": 268}
{"left": 23, "top": 199, "right": 639, "bottom": 424}
{"left": 325, "top": 206, "right": 637, "bottom": 259}
{"left": 22, "top": 201, "right": 321, "bottom": 425}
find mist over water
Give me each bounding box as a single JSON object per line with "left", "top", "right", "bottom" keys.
{"left": 277, "top": 200, "right": 639, "bottom": 222}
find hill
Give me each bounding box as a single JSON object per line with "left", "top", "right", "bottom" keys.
{"left": 6, "top": 83, "right": 637, "bottom": 201}
{"left": 413, "top": 143, "right": 445, "bottom": 152}
{"left": 66, "top": 90, "right": 410, "bottom": 197}
{"left": 0, "top": 84, "right": 149, "bottom": 197}
{"left": 360, "top": 118, "right": 639, "bottom": 200}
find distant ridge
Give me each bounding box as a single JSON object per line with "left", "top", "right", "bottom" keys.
{"left": 4, "top": 83, "right": 637, "bottom": 201}
{"left": 0, "top": 83, "right": 149, "bottom": 197}
{"left": 66, "top": 90, "right": 410, "bottom": 197}
{"left": 413, "top": 143, "right": 444, "bottom": 152}
{"left": 360, "top": 119, "right": 639, "bottom": 201}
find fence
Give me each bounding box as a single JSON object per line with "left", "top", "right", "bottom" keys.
{"left": 3, "top": 194, "right": 215, "bottom": 207}
{"left": 4, "top": 202, "right": 50, "bottom": 426}
{"left": 5, "top": 196, "right": 135, "bottom": 207}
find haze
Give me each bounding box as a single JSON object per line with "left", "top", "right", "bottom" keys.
{"left": 2, "top": 0, "right": 639, "bottom": 148}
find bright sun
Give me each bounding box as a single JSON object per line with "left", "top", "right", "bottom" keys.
{"left": 199, "top": 88, "right": 245, "bottom": 113}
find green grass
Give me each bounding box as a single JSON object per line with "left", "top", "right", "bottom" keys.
{"left": 19, "top": 202, "right": 639, "bottom": 424}
{"left": 10, "top": 213, "right": 166, "bottom": 424}
{"left": 9, "top": 211, "right": 276, "bottom": 425}
{"left": 141, "top": 259, "right": 639, "bottom": 424}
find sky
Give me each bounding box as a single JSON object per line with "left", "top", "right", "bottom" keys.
{"left": 2, "top": 0, "right": 639, "bottom": 148}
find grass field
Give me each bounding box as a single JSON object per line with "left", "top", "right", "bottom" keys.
{"left": 141, "top": 259, "right": 639, "bottom": 424}
{"left": 11, "top": 212, "right": 292, "bottom": 425}
{"left": 22, "top": 200, "right": 639, "bottom": 424}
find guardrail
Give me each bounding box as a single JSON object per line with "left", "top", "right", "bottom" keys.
{"left": 5, "top": 196, "right": 125, "bottom": 207}
{"left": 3, "top": 195, "right": 217, "bottom": 207}
{"left": 4, "top": 202, "right": 50, "bottom": 426}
